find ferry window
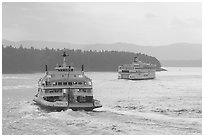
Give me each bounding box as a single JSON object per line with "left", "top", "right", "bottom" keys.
{"left": 73, "top": 82, "right": 77, "bottom": 85}
{"left": 47, "top": 82, "right": 51, "bottom": 86}
{"left": 55, "top": 90, "right": 58, "bottom": 93}
{"left": 78, "top": 82, "right": 82, "bottom": 85}
{"left": 58, "top": 82, "right": 62, "bottom": 86}
{"left": 53, "top": 82, "right": 56, "bottom": 86}
{"left": 63, "top": 82, "right": 67, "bottom": 85}
{"left": 88, "top": 81, "right": 92, "bottom": 86}
{"left": 45, "top": 90, "right": 48, "bottom": 93}
{"left": 68, "top": 82, "right": 72, "bottom": 85}
{"left": 50, "top": 90, "right": 54, "bottom": 93}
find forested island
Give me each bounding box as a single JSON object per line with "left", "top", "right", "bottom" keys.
{"left": 2, "top": 45, "right": 164, "bottom": 74}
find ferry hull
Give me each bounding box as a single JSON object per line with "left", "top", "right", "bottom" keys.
{"left": 33, "top": 97, "right": 102, "bottom": 111}
{"left": 119, "top": 77, "right": 155, "bottom": 80}
{"left": 33, "top": 97, "right": 68, "bottom": 111}
{"left": 118, "top": 73, "right": 155, "bottom": 80}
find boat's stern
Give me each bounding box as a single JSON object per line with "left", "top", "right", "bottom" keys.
{"left": 33, "top": 95, "right": 68, "bottom": 111}
{"left": 93, "top": 99, "right": 102, "bottom": 108}
{"left": 68, "top": 99, "right": 102, "bottom": 111}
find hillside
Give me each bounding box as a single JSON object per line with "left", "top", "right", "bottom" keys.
{"left": 2, "top": 39, "right": 202, "bottom": 61}
{"left": 2, "top": 45, "right": 163, "bottom": 74}
{"left": 84, "top": 42, "right": 202, "bottom": 60}
{"left": 2, "top": 39, "right": 84, "bottom": 50}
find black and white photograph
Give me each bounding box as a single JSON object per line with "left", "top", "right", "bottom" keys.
{"left": 1, "top": 1, "right": 202, "bottom": 135}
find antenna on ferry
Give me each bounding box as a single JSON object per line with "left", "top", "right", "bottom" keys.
{"left": 45, "top": 65, "right": 48, "bottom": 71}
{"left": 45, "top": 65, "right": 48, "bottom": 74}
{"left": 82, "top": 64, "right": 84, "bottom": 71}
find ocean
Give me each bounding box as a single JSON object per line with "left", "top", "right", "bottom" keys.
{"left": 2, "top": 67, "right": 202, "bottom": 135}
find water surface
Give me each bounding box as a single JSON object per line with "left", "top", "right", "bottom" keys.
{"left": 2, "top": 67, "right": 202, "bottom": 134}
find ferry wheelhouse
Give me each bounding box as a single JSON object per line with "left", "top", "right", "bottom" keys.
{"left": 33, "top": 51, "right": 102, "bottom": 111}
{"left": 118, "top": 57, "right": 156, "bottom": 80}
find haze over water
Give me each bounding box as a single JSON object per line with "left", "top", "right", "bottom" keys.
{"left": 2, "top": 67, "right": 202, "bottom": 135}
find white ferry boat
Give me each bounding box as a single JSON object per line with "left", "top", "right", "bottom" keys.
{"left": 33, "top": 51, "right": 102, "bottom": 111}
{"left": 118, "top": 57, "right": 156, "bottom": 80}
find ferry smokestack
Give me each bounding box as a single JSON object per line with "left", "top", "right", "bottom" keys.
{"left": 82, "top": 65, "right": 84, "bottom": 71}
{"left": 45, "top": 65, "right": 48, "bottom": 71}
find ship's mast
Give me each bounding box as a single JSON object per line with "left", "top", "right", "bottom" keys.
{"left": 62, "top": 51, "right": 68, "bottom": 67}
{"left": 134, "top": 56, "right": 139, "bottom": 63}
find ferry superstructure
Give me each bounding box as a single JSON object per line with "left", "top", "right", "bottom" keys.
{"left": 118, "top": 57, "right": 156, "bottom": 80}
{"left": 33, "top": 51, "right": 102, "bottom": 111}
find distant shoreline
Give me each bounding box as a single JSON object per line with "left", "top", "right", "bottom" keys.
{"left": 2, "top": 67, "right": 203, "bottom": 74}
{"left": 3, "top": 45, "right": 201, "bottom": 75}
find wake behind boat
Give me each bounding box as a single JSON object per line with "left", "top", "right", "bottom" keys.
{"left": 33, "top": 51, "right": 102, "bottom": 111}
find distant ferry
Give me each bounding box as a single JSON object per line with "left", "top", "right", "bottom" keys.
{"left": 33, "top": 51, "right": 102, "bottom": 111}
{"left": 118, "top": 57, "right": 156, "bottom": 80}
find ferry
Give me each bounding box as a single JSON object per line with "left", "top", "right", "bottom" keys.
{"left": 118, "top": 57, "right": 156, "bottom": 80}
{"left": 33, "top": 51, "right": 102, "bottom": 111}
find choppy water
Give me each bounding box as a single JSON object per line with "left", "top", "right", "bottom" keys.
{"left": 2, "top": 67, "right": 202, "bottom": 134}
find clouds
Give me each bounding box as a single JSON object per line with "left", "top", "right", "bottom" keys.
{"left": 2, "top": 2, "right": 202, "bottom": 45}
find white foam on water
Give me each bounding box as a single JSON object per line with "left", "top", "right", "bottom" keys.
{"left": 2, "top": 76, "right": 32, "bottom": 80}
{"left": 103, "top": 106, "right": 201, "bottom": 125}
{"left": 2, "top": 85, "right": 35, "bottom": 90}
{"left": 19, "top": 101, "right": 39, "bottom": 113}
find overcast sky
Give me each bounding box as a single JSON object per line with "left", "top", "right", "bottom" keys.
{"left": 2, "top": 2, "right": 202, "bottom": 46}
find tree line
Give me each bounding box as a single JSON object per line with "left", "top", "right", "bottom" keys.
{"left": 2, "top": 45, "right": 162, "bottom": 73}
